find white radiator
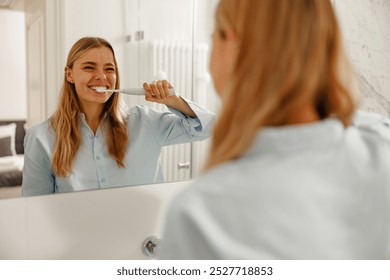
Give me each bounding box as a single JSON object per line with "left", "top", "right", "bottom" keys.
{"left": 138, "top": 40, "right": 210, "bottom": 182}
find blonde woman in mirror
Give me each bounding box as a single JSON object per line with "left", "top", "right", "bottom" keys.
{"left": 22, "top": 37, "right": 215, "bottom": 196}
{"left": 160, "top": 0, "right": 390, "bottom": 259}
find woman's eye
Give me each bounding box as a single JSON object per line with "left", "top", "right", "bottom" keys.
{"left": 106, "top": 68, "right": 115, "bottom": 72}
{"left": 83, "top": 66, "right": 94, "bottom": 70}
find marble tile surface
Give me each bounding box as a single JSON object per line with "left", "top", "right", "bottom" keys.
{"left": 334, "top": 0, "right": 390, "bottom": 116}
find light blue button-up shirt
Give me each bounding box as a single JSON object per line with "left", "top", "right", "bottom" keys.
{"left": 22, "top": 100, "right": 215, "bottom": 196}
{"left": 160, "top": 111, "right": 390, "bottom": 259}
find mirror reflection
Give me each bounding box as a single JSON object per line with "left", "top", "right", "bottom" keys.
{"left": 0, "top": 0, "right": 220, "bottom": 199}
{"left": 22, "top": 36, "right": 215, "bottom": 196}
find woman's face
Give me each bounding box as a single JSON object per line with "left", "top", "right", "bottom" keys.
{"left": 210, "top": 26, "right": 236, "bottom": 96}
{"left": 210, "top": 30, "right": 227, "bottom": 96}
{"left": 67, "top": 46, "right": 116, "bottom": 109}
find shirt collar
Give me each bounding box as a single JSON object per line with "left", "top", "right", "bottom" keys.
{"left": 79, "top": 112, "right": 107, "bottom": 135}
{"left": 246, "top": 118, "right": 345, "bottom": 156}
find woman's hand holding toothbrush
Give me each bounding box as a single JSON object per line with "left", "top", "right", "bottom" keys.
{"left": 143, "top": 80, "right": 197, "bottom": 118}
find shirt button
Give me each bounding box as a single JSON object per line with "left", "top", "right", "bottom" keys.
{"left": 101, "top": 178, "right": 106, "bottom": 183}
{"left": 96, "top": 156, "right": 100, "bottom": 160}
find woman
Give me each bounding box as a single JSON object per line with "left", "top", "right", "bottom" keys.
{"left": 160, "top": 0, "right": 390, "bottom": 259}
{"left": 22, "top": 37, "right": 215, "bottom": 196}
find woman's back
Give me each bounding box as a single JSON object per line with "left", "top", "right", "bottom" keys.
{"left": 160, "top": 0, "right": 390, "bottom": 260}
{"left": 161, "top": 112, "right": 390, "bottom": 259}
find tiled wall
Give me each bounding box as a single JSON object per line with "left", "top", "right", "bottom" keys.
{"left": 334, "top": 0, "right": 390, "bottom": 117}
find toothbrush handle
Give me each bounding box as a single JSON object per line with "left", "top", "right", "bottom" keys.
{"left": 122, "top": 88, "right": 175, "bottom": 96}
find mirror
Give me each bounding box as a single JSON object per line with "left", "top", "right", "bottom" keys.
{"left": 0, "top": 0, "right": 220, "bottom": 199}
{"left": 1, "top": 0, "right": 389, "bottom": 199}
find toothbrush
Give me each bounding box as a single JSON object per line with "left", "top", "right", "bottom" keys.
{"left": 96, "top": 88, "right": 175, "bottom": 96}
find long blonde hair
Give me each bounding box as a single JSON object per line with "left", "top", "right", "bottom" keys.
{"left": 206, "top": 0, "right": 356, "bottom": 170}
{"left": 50, "top": 37, "right": 128, "bottom": 176}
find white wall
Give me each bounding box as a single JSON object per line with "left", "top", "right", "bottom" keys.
{"left": 0, "top": 9, "right": 27, "bottom": 120}
{"left": 334, "top": 0, "right": 390, "bottom": 116}
{"left": 61, "top": 0, "right": 127, "bottom": 66}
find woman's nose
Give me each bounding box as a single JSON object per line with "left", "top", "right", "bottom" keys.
{"left": 95, "top": 69, "right": 107, "bottom": 80}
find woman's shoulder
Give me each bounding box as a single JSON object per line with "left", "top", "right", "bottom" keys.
{"left": 125, "top": 106, "right": 161, "bottom": 132}
{"left": 126, "top": 105, "right": 170, "bottom": 124}
{"left": 346, "top": 111, "right": 390, "bottom": 174}
{"left": 25, "top": 119, "right": 55, "bottom": 142}
{"left": 127, "top": 105, "right": 157, "bottom": 117}
{"left": 352, "top": 110, "right": 390, "bottom": 142}
{"left": 26, "top": 119, "right": 52, "bottom": 134}
{"left": 180, "top": 163, "right": 242, "bottom": 198}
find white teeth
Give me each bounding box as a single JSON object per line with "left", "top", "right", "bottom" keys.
{"left": 90, "top": 86, "right": 107, "bottom": 92}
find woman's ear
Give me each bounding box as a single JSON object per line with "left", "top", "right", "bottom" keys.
{"left": 224, "top": 28, "right": 239, "bottom": 59}
{"left": 224, "top": 28, "right": 237, "bottom": 42}
{"left": 65, "top": 67, "right": 74, "bottom": 84}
